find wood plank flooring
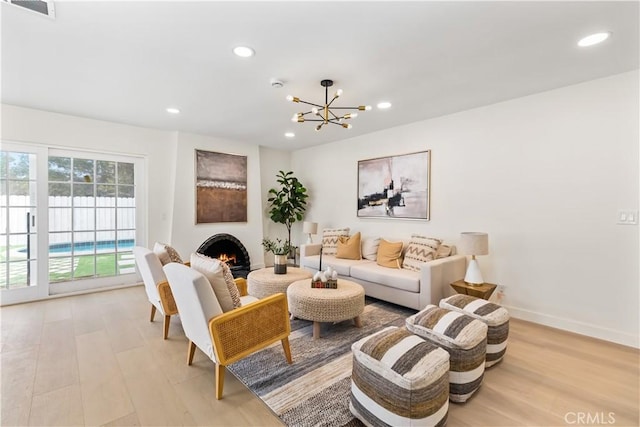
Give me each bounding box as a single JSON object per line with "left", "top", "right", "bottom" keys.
{"left": 1, "top": 285, "right": 638, "bottom": 426}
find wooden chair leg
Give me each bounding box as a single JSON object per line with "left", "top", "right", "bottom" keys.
{"left": 215, "top": 363, "right": 225, "bottom": 400}
{"left": 163, "top": 315, "right": 171, "bottom": 340}
{"left": 281, "top": 337, "right": 293, "bottom": 364}
{"left": 187, "top": 341, "right": 196, "bottom": 365}
{"left": 149, "top": 304, "right": 157, "bottom": 322}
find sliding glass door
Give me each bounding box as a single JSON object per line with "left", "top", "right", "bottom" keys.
{"left": 0, "top": 143, "right": 47, "bottom": 303}
{"left": 1, "top": 142, "right": 145, "bottom": 304}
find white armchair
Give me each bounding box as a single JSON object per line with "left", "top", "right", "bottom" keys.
{"left": 133, "top": 246, "right": 178, "bottom": 339}
{"left": 163, "top": 262, "right": 293, "bottom": 399}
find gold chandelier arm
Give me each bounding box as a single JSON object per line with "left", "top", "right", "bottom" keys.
{"left": 295, "top": 99, "right": 324, "bottom": 109}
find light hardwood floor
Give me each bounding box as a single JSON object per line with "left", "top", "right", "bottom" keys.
{"left": 1, "top": 285, "right": 638, "bottom": 426}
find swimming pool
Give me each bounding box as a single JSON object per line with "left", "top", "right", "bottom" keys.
{"left": 20, "top": 239, "right": 135, "bottom": 254}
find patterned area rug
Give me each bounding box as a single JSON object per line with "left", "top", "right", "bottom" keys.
{"left": 227, "top": 298, "right": 416, "bottom": 427}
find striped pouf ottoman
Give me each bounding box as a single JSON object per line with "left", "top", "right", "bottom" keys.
{"left": 350, "top": 326, "right": 450, "bottom": 427}
{"left": 440, "top": 295, "right": 509, "bottom": 368}
{"left": 406, "top": 305, "right": 488, "bottom": 403}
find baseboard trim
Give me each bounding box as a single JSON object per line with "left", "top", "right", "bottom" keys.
{"left": 504, "top": 305, "right": 639, "bottom": 349}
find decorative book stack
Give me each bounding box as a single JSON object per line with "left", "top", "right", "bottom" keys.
{"left": 311, "top": 266, "right": 339, "bottom": 289}
{"left": 311, "top": 279, "right": 338, "bottom": 289}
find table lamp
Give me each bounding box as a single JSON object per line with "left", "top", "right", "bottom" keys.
{"left": 459, "top": 232, "right": 489, "bottom": 285}
{"left": 303, "top": 221, "right": 318, "bottom": 244}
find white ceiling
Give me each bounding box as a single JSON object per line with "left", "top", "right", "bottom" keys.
{"left": 2, "top": 1, "right": 638, "bottom": 151}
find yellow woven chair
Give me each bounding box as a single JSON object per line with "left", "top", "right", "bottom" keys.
{"left": 163, "top": 262, "right": 292, "bottom": 399}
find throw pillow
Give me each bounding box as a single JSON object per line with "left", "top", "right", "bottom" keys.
{"left": 361, "top": 236, "right": 381, "bottom": 261}
{"left": 336, "top": 232, "right": 362, "bottom": 260}
{"left": 376, "top": 239, "right": 404, "bottom": 269}
{"left": 190, "top": 253, "right": 236, "bottom": 312}
{"left": 220, "top": 261, "right": 242, "bottom": 309}
{"left": 153, "top": 242, "right": 183, "bottom": 265}
{"left": 321, "top": 227, "right": 350, "bottom": 256}
{"left": 402, "top": 235, "right": 442, "bottom": 272}
{"left": 436, "top": 244, "right": 452, "bottom": 259}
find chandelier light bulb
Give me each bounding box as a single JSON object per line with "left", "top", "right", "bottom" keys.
{"left": 286, "top": 95, "right": 293, "bottom": 102}
{"left": 336, "top": 89, "right": 343, "bottom": 97}
{"left": 365, "top": 105, "right": 372, "bottom": 111}
{"left": 311, "top": 107, "right": 318, "bottom": 115}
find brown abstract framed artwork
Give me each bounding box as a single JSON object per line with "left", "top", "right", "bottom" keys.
{"left": 195, "top": 149, "right": 247, "bottom": 223}
{"left": 357, "top": 150, "right": 431, "bottom": 220}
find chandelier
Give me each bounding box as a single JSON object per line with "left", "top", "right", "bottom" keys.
{"left": 287, "top": 79, "right": 371, "bottom": 131}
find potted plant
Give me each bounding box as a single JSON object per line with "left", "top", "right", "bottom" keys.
{"left": 262, "top": 238, "right": 292, "bottom": 274}
{"left": 266, "top": 170, "right": 309, "bottom": 257}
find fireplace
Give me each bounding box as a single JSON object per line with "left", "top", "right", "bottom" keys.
{"left": 196, "top": 233, "right": 251, "bottom": 279}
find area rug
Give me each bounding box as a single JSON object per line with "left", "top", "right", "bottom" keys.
{"left": 227, "top": 298, "right": 416, "bottom": 427}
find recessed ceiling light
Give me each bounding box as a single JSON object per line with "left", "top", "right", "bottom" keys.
{"left": 233, "top": 46, "right": 255, "bottom": 58}
{"left": 284, "top": 132, "right": 295, "bottom": 138}
{"left": 166, "top": 107, "right": 180, "bottom": 114}
{"left": 377, "top": 102, "right": 392, "bottom": 109}
{"left": 577, "top": 32, "right": 611, "bottom": 47}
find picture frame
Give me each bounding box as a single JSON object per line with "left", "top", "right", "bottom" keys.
{"left": 195, "top": 149, "right": 247, "bottom": 223}
{"left": 357, "top": 150, "right": 431, "bottom": 220}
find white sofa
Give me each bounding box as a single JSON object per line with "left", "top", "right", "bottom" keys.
{"left": 300, "top": 240, "right": 466, "bottom": 311}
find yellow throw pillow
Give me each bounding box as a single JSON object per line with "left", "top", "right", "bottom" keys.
{"left": 336, "top": 232, "right": 362, "bottom": 260}
{"left": 376, "top": 239, "right": 404, "bottom": 269}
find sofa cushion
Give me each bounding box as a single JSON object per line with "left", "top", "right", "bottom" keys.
{"left": 361, "top": 236, "right": 381, "bottom": 261}
{"left": 322, "top": 228, "right": 350, "bottom": 255}
{"left": 190, "top": 253, "right": 240, "bottom": 312}
{"left": 376, "top": 239, "right": 403, "bottom": 269}
{"left": 351, "top": 262, "right": 420, "bottom": 293}
{"left": 336, "top": 232, "right": 362, "bottom": 260}
{"left": 302, "top": 254, "right": 370, "bottom": 276}
{"left": 402, "top": 235, "right": 442, "bottom": 272}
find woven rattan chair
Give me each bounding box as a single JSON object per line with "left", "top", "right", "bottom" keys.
{"left": 163, "top": 262, "right": 292, "bottom": 399}
{"left": 134, "top": 246, "right": 179, "bottom": 339}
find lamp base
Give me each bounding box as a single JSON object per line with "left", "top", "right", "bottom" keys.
{"left": 464, "top": 258, "right": 484, "bottom": 286}
{"left": 306, "top": 234, "right": 313, "bottom": 244}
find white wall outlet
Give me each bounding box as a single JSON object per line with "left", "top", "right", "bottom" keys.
{"left": 618, "top": 210, "right": 639, "bottom": 225}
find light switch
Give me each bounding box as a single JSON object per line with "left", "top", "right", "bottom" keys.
{"left": 618, "top": 210, "right": 639, "bottom": 225}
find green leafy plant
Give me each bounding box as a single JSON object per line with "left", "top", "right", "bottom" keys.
{"left": 267, "top": 170, "right": 309, "bottom": 248}
{"left": 261, "top": 238, "right": 292, "bottom": 256}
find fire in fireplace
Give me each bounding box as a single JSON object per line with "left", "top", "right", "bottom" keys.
{"left": 196, "top": 233, "right": 251, "bottom": 279}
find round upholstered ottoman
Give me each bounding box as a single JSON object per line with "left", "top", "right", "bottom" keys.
{"left": 440, "top": 294, "right": 510, "bottom": 368}
{"left": 406, "top": 305, "right": 488, "bottom": 403}
{"left": 287, "top": 278, "right": 364, "bottom": 339}
{"left": 247, "top": 267, "right": 312, "bottom": 299}
{"left": 350, "top": 326, "right": 450, "bottom": 427}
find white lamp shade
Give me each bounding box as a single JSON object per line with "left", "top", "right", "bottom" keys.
{"left": 302, "top": 221, "right": 318, "bottom": 234}
{"left": 459, "top": 232, "right": 489, "bottom": 256}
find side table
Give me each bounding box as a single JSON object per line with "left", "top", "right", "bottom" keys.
{"left": 450, "top": 280, "right": 497, "bottom": 300}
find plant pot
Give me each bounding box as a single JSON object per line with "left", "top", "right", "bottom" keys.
{"left": 274, "top": 254, "right": 288, "bottom": 275}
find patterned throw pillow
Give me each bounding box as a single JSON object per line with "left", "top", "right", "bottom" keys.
{"left": 190, "top": 253, "right": 237, "bottom": 312}
{"left": 336, "top": 232, "right": 362, "bottom": 260}
{"left": 361, "top": 236, "right": 381, "bottom": 261}
{"left": 153, "top": 242, "right": 183, "bottom": 265}
{"left": 402, "top": 235, "right": 442, "bottom": 271}
{"left": 376, "top": 239, "right": 404, "bottom": 269}
{"left": 220, "top": 261, "right": 242, "bottom": 309}
{"left": 321, "top": 228, "right": 350, "bottom": 256}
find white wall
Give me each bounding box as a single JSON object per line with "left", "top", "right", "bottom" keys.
{"left": 169, "top": 132, "right": 266, "bottom": 269}
{"left": 258, "top": 147, "right": 294, "bottom": 266}
{"left": 291, "top": 71, "right": 640, "bottom": 347}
